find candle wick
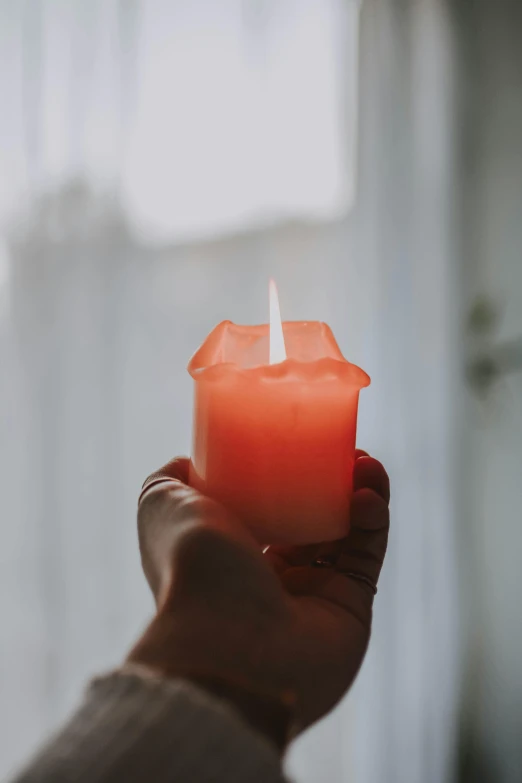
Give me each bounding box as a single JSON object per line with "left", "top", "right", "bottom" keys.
{"left": 269, "top": 279, "right": 287, "bottom": 365}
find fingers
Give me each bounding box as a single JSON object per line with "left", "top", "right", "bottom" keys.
{"left": 314, "top": 571, "right": 375, "bottom": 627}
{"left": 282, "top": 489, "right": 389, "bottom": 597}
{"left": 335, "top": 482, "right": 390, "bottom": 596}
{"left": 343, "top": 453, "right": 390, "bottom": 583}
{"left": 263, "top": 450, "right": 387, "bottom": 577}
{"left": 353, "top": 456, "right": 390, "bottom": 503}
{"left": 285, "top": 454, "right": 390, "bottom": 618}
{"left": 350, "top": 487, "right": 389, "bottom": 531}
{"left": 297, "top": 488, "right": 388, "bottom": 627}
{"left": 140, "top": 450, "right": 390, "bottom": 613}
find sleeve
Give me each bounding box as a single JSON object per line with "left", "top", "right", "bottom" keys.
{"left": 11, "top": 671, "right": 288, "bottom": 783}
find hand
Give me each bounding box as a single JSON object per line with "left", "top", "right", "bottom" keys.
{"left": 127, "top": 450, "right": 389, "bottom": 746}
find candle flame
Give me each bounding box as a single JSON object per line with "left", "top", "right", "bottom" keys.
{"left": 269, "top": 278, "right": 286, "bottom": 364}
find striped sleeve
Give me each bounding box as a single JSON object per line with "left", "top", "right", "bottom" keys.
{"left": 12, "top": 671, "right": 287, "bottom": 783}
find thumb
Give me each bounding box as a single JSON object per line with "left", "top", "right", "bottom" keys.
{"left": 138, "top": 457, "right": 262, "bottom": 605}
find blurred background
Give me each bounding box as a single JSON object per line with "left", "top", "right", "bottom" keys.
{"left": 1, "top": 0, "right": 521, "bottom": 781}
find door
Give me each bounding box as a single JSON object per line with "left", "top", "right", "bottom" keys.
{"left": 458, "top": 2, "right": 522, "bottom": 780}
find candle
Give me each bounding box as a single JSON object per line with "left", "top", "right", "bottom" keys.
{"left": 188, "top": 282, "right": 370, "bottom": 545}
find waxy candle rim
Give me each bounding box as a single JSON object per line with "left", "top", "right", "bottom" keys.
{"left": 188, "top": 320, "right": 371, "bottom": 387}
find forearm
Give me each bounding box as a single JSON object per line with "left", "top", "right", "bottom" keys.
{"left": 11, "top": 671, "right": 287, "bottom": 783}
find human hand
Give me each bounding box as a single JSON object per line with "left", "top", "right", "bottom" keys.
{"left": 127, "top": 451, "right": 389, "bottom": 748}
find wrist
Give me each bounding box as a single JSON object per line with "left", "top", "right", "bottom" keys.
{"left": 124, "top": 660, "right": 294, "bottom": 753}
{"left": 184, "top": 672, "right": 295, "bottom": 753}
{"left": 126, "top": 611, "right": 296, "bottom": 750}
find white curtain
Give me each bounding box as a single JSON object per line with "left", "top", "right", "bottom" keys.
{"left": 0, "top": 0, "right": 359, "bottom": 241}
{"left": 0, "top": 1, "right": 460, "bottom": 781}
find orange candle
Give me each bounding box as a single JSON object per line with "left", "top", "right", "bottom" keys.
{"left": 188, "top": 283, "right": 370, "bottom": 545}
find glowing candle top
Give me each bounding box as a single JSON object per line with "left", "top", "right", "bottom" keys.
{"left": 188, "top": 283, "right": 370, "bottom": 389}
